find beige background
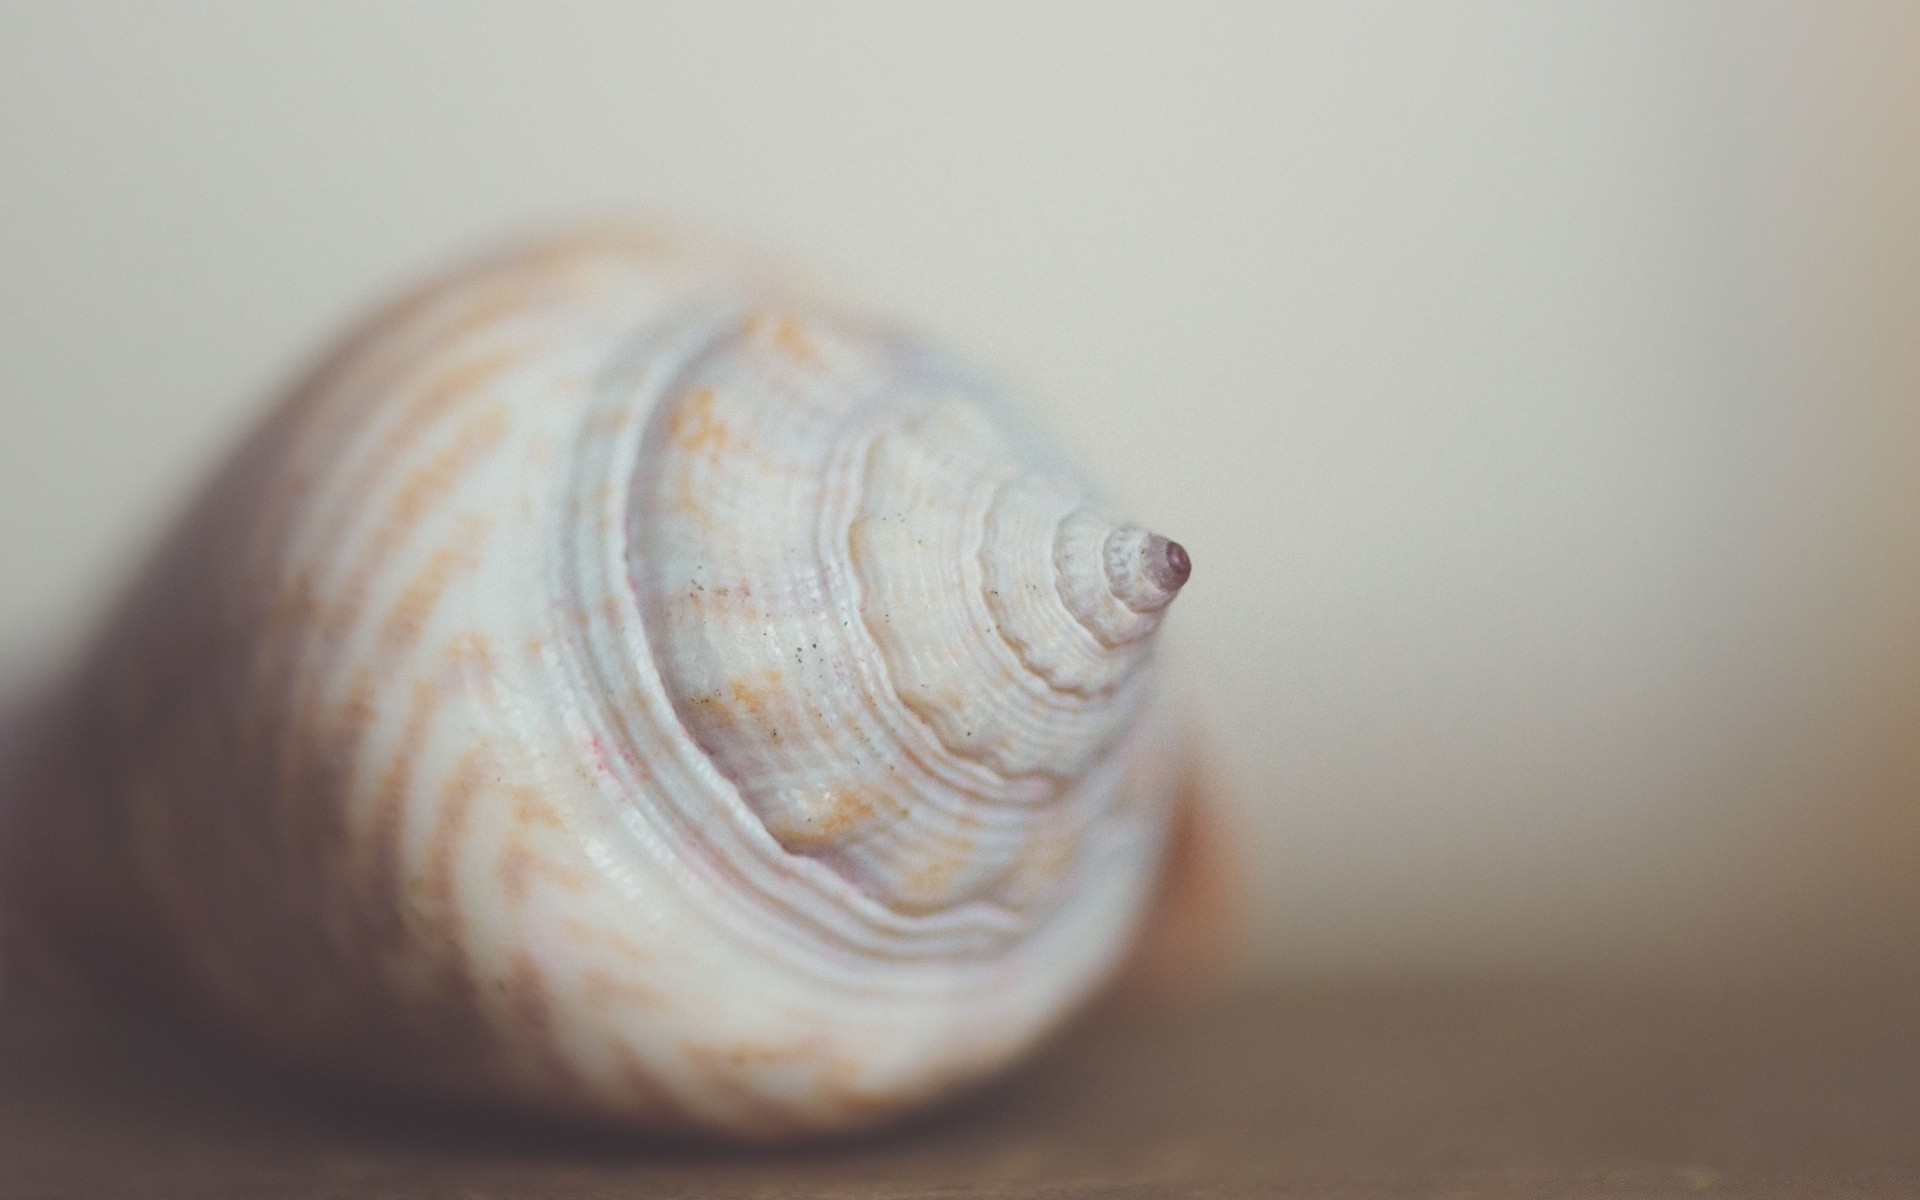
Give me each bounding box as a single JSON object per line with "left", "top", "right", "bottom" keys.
{"left": 3, "top": 2, "right": 1916, "bottom": 978}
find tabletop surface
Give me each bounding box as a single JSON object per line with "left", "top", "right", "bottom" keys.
{"left": 3, "top": 971, "right": 1917, "bottom": 1199}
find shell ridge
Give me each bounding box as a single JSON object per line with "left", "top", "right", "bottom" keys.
{"left": 574, "top": 310, "right": 1029, "bottom": 973}
{"left": 978, "top": 476, "right": 1147, "bottom": 703}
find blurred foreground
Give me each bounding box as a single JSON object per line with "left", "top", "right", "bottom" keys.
{"left": 5, "top": 967, "right": 1919, "bottom": 1197}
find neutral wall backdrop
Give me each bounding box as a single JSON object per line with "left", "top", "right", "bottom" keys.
{"left": 3, "top": 2, "right": 1917, "bottom": 978}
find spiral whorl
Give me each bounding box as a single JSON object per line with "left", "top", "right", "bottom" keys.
{"left": 630, "top": 306, "right": 1183, "bottom": 922}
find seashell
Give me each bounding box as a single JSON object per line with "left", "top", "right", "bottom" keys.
{"left": 0, "top": 226, "right": 1199, "bottom": 1140}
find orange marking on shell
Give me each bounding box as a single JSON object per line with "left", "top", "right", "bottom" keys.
{"left": 748, "top": 309, "right": 821, "bottom": 366}
{"left": 428, "top": 282, "right": 556, "bottom": 351}
{"left": 995, "top": 809, "right": 1083, "bottom": 914}
{"left": 899, "top": 831, "right": 977, "bottom": 908}
{"left": 676, "top": 1040, "right": 824, "bottom": 1138}
{"left": 309, "top": 348, "right": 527, "bottom": 594}
{"left": 374, "top": 514, "right": 493, "bottom": 663}
{"left": 665, "top": 385, "right": 734, "bottom": 457}
{"left": 362, "top": 673, "right": 445, "bottom": 943}
{"left": 227, "top": 277, "right": 516, "bottom": 610}
{"left": 496, "top": 842, "right": 536, "bottom": 903}
{"left": 324, "top": 630, "right": 498, "bottom": 952}
{"left": 324, "top": 667, "right": 382, "bottom": 780}
{"left": 677, "top": 667, "right": 790, "bottom": 751}
{"left": 577, "top": 965, "right": 668, "bottom": 1010}
{"left": 265, "top": 318, "right": 534, "bottom": 797}
{"left": 496, "top": 840, "right": 591, "bottom": 903}
{"left": 443, "top": 629, "right": 497, "bottom": 680}
{"left": 325, "top": 403, "right": 510, "bottom": 642}
{"left": 779, "top": 784, "right": 888, "bottom": 849}
{"left": 560, "top": 915, "right": 653, "bottom": 966}
{"left": 727, "top": 669, "right": 785, "bottom": 721}
{"left": 690, "top": 1038, "right": 815, "bottom": 1071}
{"left": 508, "top": 784, "right": 566, "bottom": 831}
{"left": 811, "top": 1055, "right": 912, "bottom": 1123}
{"left": 419, "top": 747, "right": 493, "bottom": 941}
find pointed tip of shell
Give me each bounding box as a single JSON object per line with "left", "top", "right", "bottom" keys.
{"left": 1103, "top": 526, "right": 1190, "bottom": 615}
{"left": 1143, "top": 535, "right": 1191, "bottom": 595}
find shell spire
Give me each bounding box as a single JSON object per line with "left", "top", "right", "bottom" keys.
{"left": 1120, "top": 531, "right": 1192, "bottom": 608}
{"left": 633, "top": 308, "right": 1189, "bottom": 923}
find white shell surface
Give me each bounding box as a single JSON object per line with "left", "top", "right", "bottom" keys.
{"left": 47, "top": 231, "right": 1185, "bottom": 1138}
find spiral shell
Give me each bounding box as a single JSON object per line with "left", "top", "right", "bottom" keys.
{"left": 2, "top": 229, "right": 1192, "bottom": 1139}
